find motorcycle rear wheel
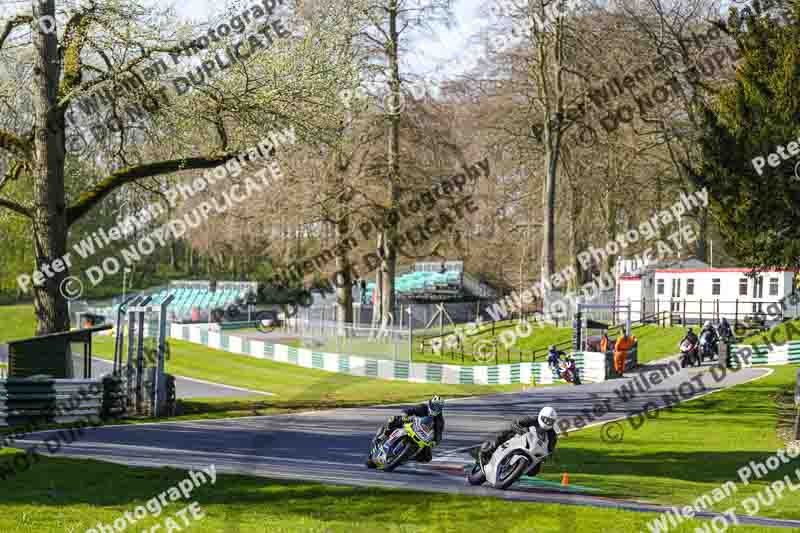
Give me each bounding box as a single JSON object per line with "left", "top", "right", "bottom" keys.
{"left": 467, "top": 463, "right": 486, "bottom": 485}
{"left": 382, "top": 439, "right": 417, "bottom": 472}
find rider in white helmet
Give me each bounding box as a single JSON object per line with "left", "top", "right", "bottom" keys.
{"left": 476, "top": 406, "right": 559, "bottom": 472}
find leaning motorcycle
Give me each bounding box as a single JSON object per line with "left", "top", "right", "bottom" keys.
{"left": 466, "top": 426, "right": 551, "bottom": 490}
{"left": 680, "top": 339, "right": 700, "bottom": 368}
{"left": 368, "top": 415, "right": 436, "bottom": 472}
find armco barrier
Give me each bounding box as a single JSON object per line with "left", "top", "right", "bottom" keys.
{"left": 727, "top": 341, "right": 800, "bottom": 369}
{"left": 170, "top": 323, "right": 613, "bottom": 384}
{"left": 0, "top": 378, "right": 104, "bottom": 427}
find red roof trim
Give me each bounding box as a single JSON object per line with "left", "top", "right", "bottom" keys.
{"left": 655, "top": 268, "right": 794, "bottom": 273}
{"left": 618, "top": 276, "right": 641, "bottom": 280}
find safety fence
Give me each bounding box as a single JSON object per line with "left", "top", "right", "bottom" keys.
{"left": 0, "top": 376, "right": 124, "bottom": 428}
{"left": 727, "top": 341, "right": 800, "bottom": 369}
{"left": 170, "top": 323, "right": 615, "bottom": 384}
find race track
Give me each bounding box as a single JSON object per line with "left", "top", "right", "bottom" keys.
{"left": 15, "top": 358, "right": 800, "bottom": 529}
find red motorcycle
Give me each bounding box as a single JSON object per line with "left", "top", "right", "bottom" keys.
{"left": 680, "top": 339, "right": 700, "bottom": 367}
{"left": 558, "top": 357, "right": 581, "bottom": 385}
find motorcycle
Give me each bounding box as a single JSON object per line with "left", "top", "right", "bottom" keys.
{"left": 699, "top": 330, "right": 718, "bottom": 362}
{"left": 558, "top": 358, "right": 581, "bottom": 385}
{"left": 680, "top": 339, "right": 700, "bottom": 368}
{"left": 467, "top": 425, "right": 551, "bottom": 490}
{"left": 368, "top": 415, "right": 436, "bottom": 472}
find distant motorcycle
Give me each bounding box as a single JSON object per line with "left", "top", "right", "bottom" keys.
{"left": 466, "top": 425, "right": 551, "bottom": 490}
{"left": 368, "top": 415, "right": 437, "bottom": 472}
{"left": 680, "top": 339, "right": 700, "bottom": 368}
{"left": 699, "top": 329, "right": 718, "bottom": 362}
{"left": 558, "top": 358, "right": 581, "bottom": 385}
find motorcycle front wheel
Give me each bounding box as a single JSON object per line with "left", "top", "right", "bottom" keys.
{"left": 467, "top": 463, "right": 486, "bottom": 485}
{"left": 382, "top": 439, "right": 417, "bottom": 472}
{"left": 493, "top": 455, "right": 530, "bottom": 490}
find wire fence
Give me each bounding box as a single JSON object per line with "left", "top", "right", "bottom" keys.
{"left": 282, "top": 318, "right": 413, "bottom": 361}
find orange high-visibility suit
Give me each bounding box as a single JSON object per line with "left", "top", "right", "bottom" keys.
{"left": 614, "top": 335, "right": 637, "bottom": 376}
{"left": 600, "top": 334, "right": 610, "bottom": 353}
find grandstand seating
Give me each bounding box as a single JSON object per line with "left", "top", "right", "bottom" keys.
{"left": 90, "top": 284, "right": 252, "bottom": 324}
{"left": 363, "top": 269, "right": 464, "bottom": 302}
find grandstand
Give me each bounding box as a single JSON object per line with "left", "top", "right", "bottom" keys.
{"left": 363, "top": 261, "right": 496, "bottom": 303}
{"left": 72, "top": 281, "right": 257, "bottom": 325}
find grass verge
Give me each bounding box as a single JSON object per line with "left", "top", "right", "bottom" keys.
{"left": 540, "top": 364, "right": 800, "bottom": 520}
{"left": 0, "top": 454, "right": 781, "bottom": 533}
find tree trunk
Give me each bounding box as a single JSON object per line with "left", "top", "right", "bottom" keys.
{"left": 31, "top": 0, "right": 69, "bottom": 335}
{"left": 694, "top": 210, "right": 708, "bottom": 262}
{"left": 377, "top": 0, "right": 401, "bottom": 327}
{"left": 541, "top": 119, "right": 562, "bottom": 306}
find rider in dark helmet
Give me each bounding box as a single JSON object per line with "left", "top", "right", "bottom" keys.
{"left": 718, "top": 317, "right": 733, "bottom": 340}
{"left": 367, "top": 396, "right": 445, "bottom": 468}
{"left": 681, "top": 327, "right": 699, "bottom": 345}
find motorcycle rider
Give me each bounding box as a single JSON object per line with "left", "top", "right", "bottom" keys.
{"left": 680, "top": 327, "right": 700, "bottom": 366}
{"left": 367, "top": 395, "right": 445, "bottom": 468}
{"left": 476, "top": 407, "right": 558, "bottom": 475}
{"left": 547, "top": 345, "right": 565, "bottom": 373}
{"left": 700, "top": 321, "right": 719, "bottom": 359}
{"left": 718, "top": 317, "right": 734, "bottom": 340}
{"left": 562, "top": 353, "right": 581, "bottom": 384}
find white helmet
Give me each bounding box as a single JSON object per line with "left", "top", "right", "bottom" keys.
{"left": 704, "top": 321, "right": 712, "bottom": 328}
{"left": 538, "top": 406, "right": 557, "bottom": 430}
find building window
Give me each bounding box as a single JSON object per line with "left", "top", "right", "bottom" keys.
{"left": 770, "top": 277, "right": 779, "bottom": 296}
{"left": 687, "top": 279, "right": 694, "bottom": 296}
{"left": 712, "top": 278, "right": 721, "bottom": 296}
{"left": 739, "top": 278, "right": 748, "bottom": 296}
{"left": 657, "top": 279, "right": 664, "bottom": 295}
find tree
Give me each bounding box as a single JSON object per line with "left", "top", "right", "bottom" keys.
{"left": 694, "top": 3, "right": 800, "bottom": 268}
{"left": 0, "top": 0, "right": 353, "bottom": 334}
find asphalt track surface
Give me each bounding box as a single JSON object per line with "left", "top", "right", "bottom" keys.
{"left": 15, "top": 357, "right": 800, "bottom": 529}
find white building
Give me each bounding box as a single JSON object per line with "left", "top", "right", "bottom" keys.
{"left": 615, "top": 258, "right": 798, "bottom": 325}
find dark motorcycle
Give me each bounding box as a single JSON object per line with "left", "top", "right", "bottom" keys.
{"left": 699, "top": 330, "right": 718, "bottom": 362}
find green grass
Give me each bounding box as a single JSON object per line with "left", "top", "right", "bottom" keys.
{"left": 742, "top": 318, "right": 800, "bottom": 345}
{"left": 541, "top": 364, "right": 800, "bottom": 519}
{"left": 0, "top": 454, "right": 780, "bottom": 533}
{"left": 412, "top": 321, "right": 686, "bottom": 366}
{"left": 0, "top": 305, "right": 519, "bottom": 420}
{"left": 0, "top": 304, "right": 38, "bottom": 342}
{"left": 86, "top": 336, "right": 521, "bottom": 417}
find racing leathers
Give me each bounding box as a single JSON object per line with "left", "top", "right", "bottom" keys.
{"left": 477, "top": 416, "right": 558, "bottom": 474}
{"left": 378, "top": 402, "right": 444, "bottom": 463}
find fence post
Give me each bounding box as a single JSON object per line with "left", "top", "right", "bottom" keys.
{"left": 735, "top": 299, "right": 738, "bottom": 326}
{"left": 682, "top": 299, "right": 686, "bottom": 326}
{"left": 699, "top": 299, "right": 703, "bottom": 325}
{"left": 669, "top": 298, "right": 673, "bottom": 326}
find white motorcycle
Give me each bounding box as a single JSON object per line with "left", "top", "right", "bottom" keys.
{"left": 466, "top": 426, "right": 551, "bottom": 490}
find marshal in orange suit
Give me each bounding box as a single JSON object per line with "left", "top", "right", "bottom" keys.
{"left": 613, "top": 334, "right": 637, "bottom": 377}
